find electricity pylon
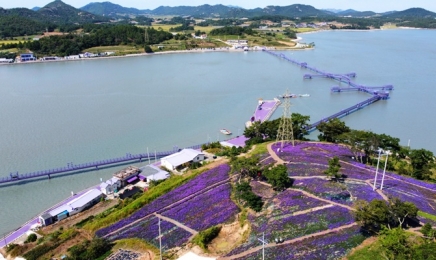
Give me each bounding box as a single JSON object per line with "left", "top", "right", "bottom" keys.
{"left": 276, "top": 89, "right": 295, "bottom": 149}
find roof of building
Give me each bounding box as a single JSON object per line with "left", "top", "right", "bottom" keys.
{"left": 68, "top": 189, "right": 102, "bottom": 209}
{"left": 100, "top": 182, "right": 109, "bottom": 189}
{"left": 148, "top": 171, "right": 169, "bottom": 181}
{"left": 40, "top": 213, "right": 52, "bottom": 219}
{"left": 161, "top": 149, "right": 204, "bottom": 167}
{"left": 49, "top": 205, "right": 71, "bottom": 217}
{"left": 106, "top": 177, "right": 120, "bottom": 185}
{"left": 140, "top": 165, "right": 168, "bottom": 177}
{"left": 113, "top": 166, "right": 140, "bottom": 180}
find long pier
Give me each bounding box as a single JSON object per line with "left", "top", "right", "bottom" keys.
{"left": 0, "top": 144, "right": 202, "bottom": 185}
{"left": 263, "top": 50, "right": 393, "bottom": 131}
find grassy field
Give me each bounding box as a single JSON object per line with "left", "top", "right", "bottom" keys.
{"left": 83, "top": 45, "right": 143, "bottom": 55}
{"left": 0, "top": 40, "right": 22, "bottom": 45}
{"left": 150, "top": 24, "right": 182, "bottom": 32}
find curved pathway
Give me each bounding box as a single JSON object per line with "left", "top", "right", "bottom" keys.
{"left": 266, "top": 142, "right": 285, "bottom": 165}
{"left": 218, "top": 222, "right": 358, "bottom": 260}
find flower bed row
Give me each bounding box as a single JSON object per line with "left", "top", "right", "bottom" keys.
{"left": 380, "top": 179, "right": 436, "bottom": 215}
{"left": 107, "top": 215, "right": 192, "bottom": 249}
{"left": 235, "top": 225, "right": 365, "bottom": 260}
{"left": 160, "top": 183, "right": 239, "bottom": 231}
{"left": 272, "top": 142, "right": 353, "bottom": 165}
{"left": 227, "top": 206, "right": 355, "bottom": 256}
{"left": 293, "top": 178, "right": 384, "bottom": 205}
{"left": 96, "top": 164, "right": 231, "bottom": 237}
{"left": 272, "top": 189, "right": 328, "bottom": 216}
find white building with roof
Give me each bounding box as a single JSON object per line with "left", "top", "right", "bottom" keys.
{"left": 39, "top": 189, "right": 103, "bottom": 226}
{"left": 139, "top": 165, "right": 169, "bottom": 183}
{"left": 100, "top": 177, "right": 121, "bottom": 195}
{"left": 161, "top": 149, "right": 205, "bottom": 171}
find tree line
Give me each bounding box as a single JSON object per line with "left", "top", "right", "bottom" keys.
{"left": 17, "top": 25, "right": 173, "bottom": 56}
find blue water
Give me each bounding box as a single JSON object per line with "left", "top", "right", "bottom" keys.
{"left": 0, "top": 29, "right": 435, "bottom": 235}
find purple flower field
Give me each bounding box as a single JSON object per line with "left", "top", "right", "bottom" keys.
{"left": 272, "top": 189, "right": 328, "bottom": 216}
{"left": 272, "top": 142, "right": 353, "bottom": 165}
{"left": 107, "top": 215, "right": 192, "bottom": 249}
{"left": 227, "top": 206, "right": 355, "bottom": 256}
{"left": 235, "top": 225, "right": 365, "bottom": 260}
{"left": 346, "top": 182, "right": 385, "bottom": 203}
{"left": 160, "top": 183, "right": 239, "bottom": 231}
{"left": 287, "top": 163, "right": 328, "bottom": 177}
{"left": 96, "top": 164, "right": 231, "bottom": 237}
{"left": 293, "top": 178, "right": 348, "bottom": 200}
{"left": 379, "top": 178, "right": 436, "bottom": 215}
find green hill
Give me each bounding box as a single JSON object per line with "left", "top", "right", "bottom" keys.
{"left": 37, "top": 0, "right": 109, "bottom": 24}
{"left": 382, "top": 7, "right": 436, "bottom": 18}
{"left": 80, "top": 1, "right": 149, "bottom": 17}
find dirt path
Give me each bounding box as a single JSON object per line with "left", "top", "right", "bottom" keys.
{"left": 218, "top": 222, "right": 358, "bottom": 259}
{"left": 364, "top": 179, "right": 389, "bottom": 201}
{"left": 154, "top": 213, "right": 198, "bottom": 235}
{"left": 288, "top": 188, "right": 356, "bottom": 211}
{"left": 258, "top": 180, "right": 356, "bottom": 211}
{"left": 292, "top": 204, "right": 334, "bottom": 216}
{"left": 266, "top": 142, "right": 285, "bottom": 165}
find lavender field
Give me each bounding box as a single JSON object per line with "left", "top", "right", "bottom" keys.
{"left": 160, "top": 183, "right": 239, "bottom": 231}
{"left": 97, "top": 164, "right": 231, "bottom": 237}
{"left": 235, "top": 225, "right": 366, "bottom": 260}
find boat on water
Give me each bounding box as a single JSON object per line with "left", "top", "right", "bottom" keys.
{"left": 279, "top": 94, "right": 297, "bottom": 98}
{"left": 220, "top": 129, "right": 232, "bottom": 135}
{"left": 299, "top": 94, "right": 310, "bottom": 97}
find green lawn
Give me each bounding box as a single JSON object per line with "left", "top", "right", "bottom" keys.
{"left": 83, "top": 45, "right": 143, "bottom": 55}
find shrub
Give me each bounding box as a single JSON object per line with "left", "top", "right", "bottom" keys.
{"left": 192, "top": 226, "right": 222, "bottom": 250}
{"left": 25, "top": 233, "right": 37, "bottom": 243}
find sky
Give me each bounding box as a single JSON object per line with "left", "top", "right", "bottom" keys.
{"left": 2, "top": 0, "right": 436, "bottom": 13}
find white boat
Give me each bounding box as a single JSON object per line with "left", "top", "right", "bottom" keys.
{"left": 299, "top": 94, "right": 310, "bottom": 97}
{"left": 220, "top": 129, "right": 232, "bottom": 135}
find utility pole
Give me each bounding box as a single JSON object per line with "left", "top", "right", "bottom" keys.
{"left": 373, "top": 149, "right": 382, "bottom": 190}
{"left": 380, "top": 151, "right": 391, "bottom": 190}
{"left": 158, "top": 217, "right": 162, "bottom": 260}
{"left": 276, "top": 89, "right": 295, "bottom": 149}
{"left": 147, "top": 147, "right": 150, "bottom": 165}
{"left": 258, "top": 232, "right": 268, "bottom": 260}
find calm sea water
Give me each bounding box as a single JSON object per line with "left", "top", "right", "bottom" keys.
{"left": 0, "top": 29, "right": 435, "bottom": 235}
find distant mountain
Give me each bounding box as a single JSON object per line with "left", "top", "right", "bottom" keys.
{"left": 150, "top": 4, "right": 251, "bottom": 17}
{"left": 80, "top": 2, "right": 332, "bottom": 18}
{"left": 322, "top": 8, "right": 344, "bottom": 13}
{"left": 80, "top": 1, "right": 150, "bottom": 16}
{"left": 261, "top": 4, "right": 329, "bottom": 17}
{"left": 338, "top": 9, "right": 376, "bottom": 17}
{"left": 382, "top": 7, "right": 436, "bottom": 18}
{"left": 38, "top": 0, "right": 109, "bottom": 24}
{"left": 32, "top": 7, "right": 41, "bottom": 11}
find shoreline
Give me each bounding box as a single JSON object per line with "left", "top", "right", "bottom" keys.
{"left": 0, "top": 45, "right": 312, "bottom": 67}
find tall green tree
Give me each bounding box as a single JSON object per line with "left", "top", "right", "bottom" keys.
{"left": 317, "top": 118, "right": 351, "bottom": 143}
{"left": 324, "top": 156, "right": 342, "bottom": 181}
{"left": 262, "top": 164, "right": 292, "bottom": 191}
{"left": 409, "top": 149, "right": 434, "bottom": 180}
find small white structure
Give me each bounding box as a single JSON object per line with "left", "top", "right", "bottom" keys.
{"left": 100, "top": 177, "right": 121, "bottom": 195}
{"left": 139, "top": 165, "right": 169, "bottom": 183}
{"left": 0, "top": 58, "right": 13, "bottom": 63}
{"left": 161, "top": 149, "right": 205, "bottom": 171}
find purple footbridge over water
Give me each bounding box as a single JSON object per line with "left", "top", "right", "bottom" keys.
{"left": 263, "top": 50, "right": 393, "bottom": 132}
{"left": 0, "top": 144, "right": 202, "bottom": 186}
